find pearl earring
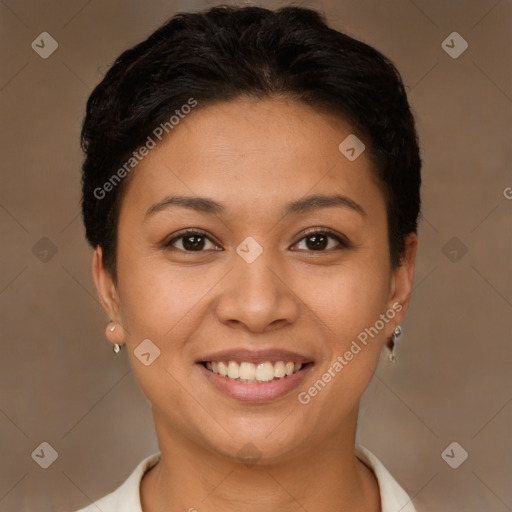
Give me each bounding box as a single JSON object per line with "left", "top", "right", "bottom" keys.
{"left": 107, "top": 321, "right": 123, "bottom": 354}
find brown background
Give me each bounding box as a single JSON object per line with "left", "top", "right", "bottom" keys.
{"left": 0, "top": 0, "right": 510, "bottom": 511}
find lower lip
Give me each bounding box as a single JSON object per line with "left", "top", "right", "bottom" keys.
{"left": 197, "top": 363, "right": 313, "bottom": 402}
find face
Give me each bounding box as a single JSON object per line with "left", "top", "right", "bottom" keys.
{"left": 93, "top": 96, "right": 416, "bottom": 463}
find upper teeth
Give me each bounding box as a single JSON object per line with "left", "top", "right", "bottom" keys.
{"left": 205, "top": 361, "right": 303, "bottom": 383}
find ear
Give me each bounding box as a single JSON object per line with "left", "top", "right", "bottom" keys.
{"left": 387, "top": 233, "right": 418, "bottom": 328}
{"left": 92, "top": 246, "right": 120, "bottom": 322}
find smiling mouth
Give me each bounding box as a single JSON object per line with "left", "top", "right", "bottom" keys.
{"left": 201, "top": 360, "right": 311, "bottom": 384}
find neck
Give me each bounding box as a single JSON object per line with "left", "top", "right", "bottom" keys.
{"left": 140, "top": 408, "right": 380, "bottom": 512}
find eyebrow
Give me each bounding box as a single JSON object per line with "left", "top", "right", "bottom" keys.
{"left": 144, "top": 193, "right": 366, "bottom": 220}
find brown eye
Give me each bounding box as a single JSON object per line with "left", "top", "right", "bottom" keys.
{"left": 293, "top": 230, "right": 349, "bottom": 251}
{"left": 181, "top": 234, "right": 207, "bottom": 251}
{"left": 165, "top": 230, "right": 219, "bottom": 252}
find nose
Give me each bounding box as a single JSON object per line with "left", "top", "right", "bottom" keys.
{"left": 214, "top": 248, "right": 300, "bottom": 333}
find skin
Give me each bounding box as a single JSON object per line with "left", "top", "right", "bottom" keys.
{"left": 92, "top": 96, "right": 417, "bottom": 512}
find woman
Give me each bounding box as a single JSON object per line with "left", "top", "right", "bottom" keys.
{"left": 76, "top": 4, "right": 421, "bottom": 511}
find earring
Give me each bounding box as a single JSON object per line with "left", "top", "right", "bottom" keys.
{"left": 388, "top": 325, "right": 402, "bottom": 363}
{"left": 107, "top": 321, "right": 123, "bottom": 354}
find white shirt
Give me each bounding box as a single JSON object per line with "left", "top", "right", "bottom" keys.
{"left": 75, "top": 444, "right": 417, "bottom": 512}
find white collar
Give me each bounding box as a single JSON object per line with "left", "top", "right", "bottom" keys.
{"left": 355, "top": 445, "right": 417, "bottom": 512}
{"left": 76, "top": 444, "right": 417, "bottom": 512}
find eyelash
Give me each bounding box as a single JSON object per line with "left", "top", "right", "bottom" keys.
{"left": 164, "top": 228, "right": 350, "bottom": 252}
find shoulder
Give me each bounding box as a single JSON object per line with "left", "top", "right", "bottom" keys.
{"left": 73, "top": 452, "right": 161, "bottom": 512}
{"left": 355, "top": 444, "right": 417, "bottom": 512}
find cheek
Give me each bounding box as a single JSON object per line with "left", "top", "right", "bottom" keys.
{"left": 295, "top": 262, "right": 392, "bottom": 426}
{"left": 116, "top": 250, "right": 224, "bottom": 346}
{"left": 116, "top": 257, "right": 212, "bottom": 420}
{"left": 300, "top": 255, "right": 391, "bottom": 344}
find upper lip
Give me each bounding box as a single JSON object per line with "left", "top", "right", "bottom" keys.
{"left": 196, "top": 348, "right": 313, "bottom": 365}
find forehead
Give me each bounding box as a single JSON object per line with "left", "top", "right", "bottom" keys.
{"left": 119, "top": 96, "right": 384, "bottom": 220}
